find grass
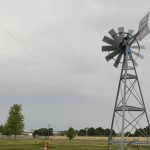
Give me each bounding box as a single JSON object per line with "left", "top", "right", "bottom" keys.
{"left": 48, "top": 139, "right": 150, "bottom": 150}
{"left": 0, "top": 136, "right": 149, "bottom": 150}
{"left": 50, "top": 139, "right": 103, "bottom": 150}
{"left": 0, "top": 139, "right": 41, "bottom": 150}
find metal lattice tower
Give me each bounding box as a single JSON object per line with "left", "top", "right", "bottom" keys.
{"left": 102, "top": 12, "right": 150, "bottom": 150}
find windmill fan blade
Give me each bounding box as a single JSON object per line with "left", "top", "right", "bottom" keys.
{"left": 114, "top": 52, "right": 123, "bottom": 68}
{"left": 102, "top": 36, "right": 118, "bottom": 46}
{"left": 128, "top": 29, "right": 134, "bottom": 35}
{"left": 105, "top": 50, "right": 120, "bottom": 61}
{"left": 131, "top": 50, "right": 144, "bottom": 59}
{"left": 109, "top": 29, "right": 120, "bottom": 43}
{"left": 127, "top": 29, "right": 134, "bottom": 39}
{"left": 118, "top": 27, "right": 124, "bottom": 41}
{"left": 102, "top": 46, "right": 118, "bottom": 52}
{"left": 132, "top": 58, "right": 138, "bottom": 66}
{"left": 131, "top": 45, "right": 145, "bottom": 49}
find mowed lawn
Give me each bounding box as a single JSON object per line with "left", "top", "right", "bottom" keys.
{"left": 0, "top": 139, "right": 42, "bottom": 150}
{"left": 0, "top": 137, "right": 149, "bottom": 150}
{"left": 0, "top": 139, "right": 109, "bottom": 150}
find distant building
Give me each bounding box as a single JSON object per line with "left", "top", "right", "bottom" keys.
{"left": 53, "top": 131, "right": 64, "bottom": 136}
{"left": 22, "top": 130, "right": 34, "bottom": 136}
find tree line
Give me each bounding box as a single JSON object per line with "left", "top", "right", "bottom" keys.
{"left": 32, "top": 128, "right": 53, "bottom": 137}
{"left": 77, "top": 126, "right": 150, "bottom": 137}
{"left": 78, "top": 127, "right": 115, "bottom": 136}
{"left": 32, "top": 126, "right": 150, "bottom": 138}
{"left": 125, "top": 126, "right": 150, "bottom": 137}
{"left": 58, "top": 126, "right": 150, "bottom": 138}
{"left": 1, "top": 104, "right": 149, "bottom": 140}
{"left": 64, "top": 126, "right": 150, "bottom": 141}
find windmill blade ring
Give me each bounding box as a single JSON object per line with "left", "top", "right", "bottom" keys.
{"left": 102, "top": 28, "right": 143, "bottom": 67}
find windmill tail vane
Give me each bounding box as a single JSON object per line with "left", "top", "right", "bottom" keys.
{"left": 102, "top": 12, "right": 150, "bottom": 150}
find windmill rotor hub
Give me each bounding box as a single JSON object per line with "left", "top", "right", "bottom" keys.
{"left": 102, "top": 28, "right": 142, "bottom": 67}
{"left": 118, "top": 42, "right": 126, "bottom": 52}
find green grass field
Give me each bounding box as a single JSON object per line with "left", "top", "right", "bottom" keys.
{"left": 0, "top": 137, "right": 150, "bottom": 150}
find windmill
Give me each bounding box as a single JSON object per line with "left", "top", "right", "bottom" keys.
{"left": 102, "top": 12, "right": 150, "bottom": 150}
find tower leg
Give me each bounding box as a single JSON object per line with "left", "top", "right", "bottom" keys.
{"left": 121, "top": 48, "right": 128, "bottom": 150}
{"left": 107, "top": 56, "right": 125, "bottom": 150}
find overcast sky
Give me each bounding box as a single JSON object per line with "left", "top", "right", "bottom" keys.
{"left": 0, "top": 0, "right": 150, "bottom": 131}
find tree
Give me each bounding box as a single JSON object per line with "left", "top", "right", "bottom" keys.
{"left": 38, "top": 128, "right": 53, "bottom": 136}
{"left": 88, "top": 127, "right": 95, "bottom": 136}
{"left": 134, "top": 128, "right": 144, "bottom": 137}
{"left": 4, "top": 104, "right": 24, "bottom": 140}
{"left": 103, "top": 128, "right": 116, "bottom": 137}
{"left": 78, "top": 129, "right": 86, "bottom": 136}
{"left": 95, "top": 127, "right": 104, "bottom": 136}
{"left": 125, "top": 131, "right": 133, "bottom": 137}
{"left": 0, "top": 125, "right": 3, "bottom": 133}
{"left": 75, "top": 130, "right": 78, "bottom": 135}
{"left": 32, "top": 130, "right": 39, "bottom": 138}
{"left": 66, "top": 127, "right": 76, "bottom": 141}
{"left": 143, "top": 126, "right": 150, "bottom": 136}
{"left": 32, "top": 128, "right": 53, "bottom": 138}
{"left": 2, "top": 123, "right": 11, "bottom": 137}
{"left": 104, "top": 128, "right": 110, "bottom": 136}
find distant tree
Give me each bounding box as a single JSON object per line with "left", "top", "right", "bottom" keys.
{"left": 0, "top": 125, "right": 3, "bottom": 133}
{"left": 111, "top": 129, "right": 116, "bottom": 136}
{"left": 66, "top": 127, "right": 76, "bottom": 141}
{"left": 34, "top": 128, "right": 53, "bottom": 137}
{"left": 95, "top": 127, "right": 104, "bottom": 136}
{"left": 48, "top": 128, "right": 53, "bottom": 136}
{"left": 4, "top": 104, "right": 24, "bottom": 140}
{"left": 134, "top": 129, "right": 140, "bottom": 137}
{"left": 75, "top": 130, "right": 78, "bottom": 135}
{"left": 32, "top": 130, "right": 39, "bottom": 138}
{"left": 88, "top": 127, "right": 95, "bottom": 136}
{"left": 37, "top": 128, "right": 44, "bottom": 136}
{"left": 144, "top": 126, "right": 150, "bottom": 136}
{"left": 78, "top": 129, "right": 86, "bottom": 136}
{"left": 103, "top": 128, "right": 110, "bottom": 136}
{"left": 103, "top": 128, "right": 116, "bottom": 137}
{"left": 134, "top": 128, "right": 145, "bottom": 137}
{"left": 125, "top": 132, "right": 133, "bottom": 137}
